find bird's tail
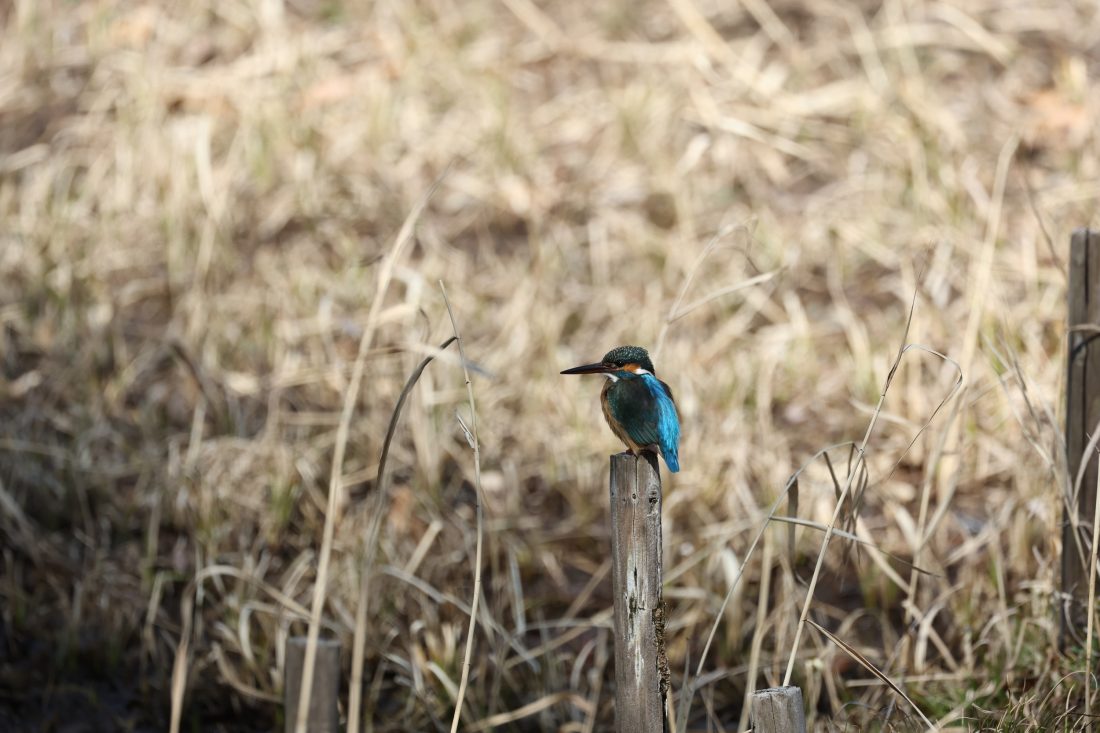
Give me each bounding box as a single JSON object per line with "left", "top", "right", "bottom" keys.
{"left": 663, "top": 447, "right": 680, "bottom": 473}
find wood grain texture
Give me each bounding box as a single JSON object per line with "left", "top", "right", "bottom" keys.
{"left": 752, "top": 687, "right": 807, "bottom": 733}
{"left": 285, "top": 637, "right": 341, "bottom": 733}
{"left": 1063, "top": 229, "right": 1100, "bottom": 640}
{"left": 609, "top": 451, "right": 668, "bottom": 733}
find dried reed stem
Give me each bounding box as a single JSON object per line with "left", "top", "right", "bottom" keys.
{"left": 1084, "top": 466, "right": 1100, "bottom": 716}
{"left": 440, "top": 281, "right": 485, "bottom": 733}
{"left": 347, "top": 337, "right": 457, "bottom": 732}
{"left": 295, "top": 172, "right": 445, "bottom": 733}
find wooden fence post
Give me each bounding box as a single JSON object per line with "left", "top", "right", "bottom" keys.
{"left": 752, "top": 686, "right": 807, "bottom": 733}
{"left": 1063, "top": 228, "right": 1100, "bottom": 641}
{"left": 285, "top": 636, "right": 341, "bottom": 733}
{"left": 609, "top": 452, "right": 668, "bottom": 733}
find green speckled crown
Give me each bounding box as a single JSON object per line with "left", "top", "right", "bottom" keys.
{"left": 602, "top": 345, "right": 655, "bottom": 374}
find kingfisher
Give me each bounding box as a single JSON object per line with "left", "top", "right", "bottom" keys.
{"left": 561, "top": 345, "right": 681, "bottom": 472}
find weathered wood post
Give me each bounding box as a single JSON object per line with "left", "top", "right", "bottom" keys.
{"left": 609, "top": 451, "right": 668, "bottom": 732}
{"left": 1063, "top": 228, "right": 1100, "bottom": 641}
{"left": 752, "top": 686, "right": 807, "bottom": 733}
{"left": 285, "top": 636, "right": 341, "bottom": 733}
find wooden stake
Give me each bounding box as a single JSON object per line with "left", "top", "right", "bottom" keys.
{"left": 609, "top": 452, "right": 668, "bottom": 733}
{"left": 285, "top": 636, "right": 341, "bottom": 733}
{"left": 752, "top": 686, "right": 807, "bottom": 733}
{"left": 1063, "top": 228, "right": 1100, "bottom": 640}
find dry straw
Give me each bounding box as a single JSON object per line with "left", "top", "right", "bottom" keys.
{"left": 3, "top": 0, "right": 1099, "bottom": 730}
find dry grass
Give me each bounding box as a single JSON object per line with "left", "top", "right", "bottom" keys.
{"left": 2, "top": 0, "right": 1099, "bottom": 730}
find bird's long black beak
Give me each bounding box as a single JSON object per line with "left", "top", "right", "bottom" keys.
{"left": 560, "top": 362, "right": 612, "bottom": 375}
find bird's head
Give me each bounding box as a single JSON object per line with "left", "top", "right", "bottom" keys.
{"left": 560, "top": 345, "right": 656, "bottom": 379}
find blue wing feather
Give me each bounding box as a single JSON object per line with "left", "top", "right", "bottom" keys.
{"left": 607, "top": 374, "right": 681, "bottom": 472}
{"left": 645, "top": 375, "right": 680, "bottom": 472}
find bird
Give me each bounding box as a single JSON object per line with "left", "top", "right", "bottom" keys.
{"left": 561, "top": 345, "right": 681, "bottom": 472}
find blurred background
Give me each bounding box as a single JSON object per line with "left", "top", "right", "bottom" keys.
{"left": 1, "top": 0, "right": 1098, "bottom": 730}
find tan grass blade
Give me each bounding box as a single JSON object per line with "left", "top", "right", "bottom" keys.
{"left": 738, "top": 531, "right": 774, "bottom": 732}
{"left": 1018, "top": 170, "right": 1066, "bottom": 278}
{"left": 782, "top": 326, "right": 898, "bottom": 687}
{"left": 0, "top": 475, "right": 34, "bottom": 542}
{"left": 788, "top": 475, "right": 799, "bottom": 571}
{"left": 169, "top": 563, "right": 338, "bottom": 733}
{"left": 986, "top": 336, "right": 1060, "bottom": 474}
{"left": 876, "top": 344, "right": 963, "bottom": 491}
{"left": 503, "top": 609, "right": 613, "bottom": 670}
{"left": 676, "top": 440, "right": 856, "bottom": 731}
{"left": 867, "top": 341, "right": 963, "bottom": 641}
{"left": 168, "top": 583, "right": 194, "bottom": 733}
{"left": 1054, "top": 416, "right": 1100, "bottom": 649}
{"left": 440, "top": 280, "right": 486, "bottom": 733}
{"left": 347, "top": 336, "right": 458, "bottom": 733}
{"left": 581, "top": 628, "right": 610, "bottom": 733}
{"left": 919, "top": 135, "right": 1017, "bottom": 631}
{"left": 383, "top": 559, "right": 539, "bottom": 668}
{"left": 783, "top": 282, "right": 960, "bottom": 688}
{"left": 669, "top": 270, "right": 779, "bottom": 324}
{"left": 296, "top": 169, "right": 448, "bottom": 733}
{"left": 469, "top": 692, "right": 592, "bottom": 731}
{"left": 212, "top": 643, "right": 281, "bottom": 703}
{"left": 662, "top": 0, "right": 763, "bottom": 91}
{"left": 1084, "top": 466, "right": 1100, "bottom": 716}
{"left": 806, "top": 619, "right": 934, "bottom": 730}
{"left": 654, "top": 223, "right": 744, "bottom": 360}
{"left": 770, "top": 515, "right": 939, "bottom": 576}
